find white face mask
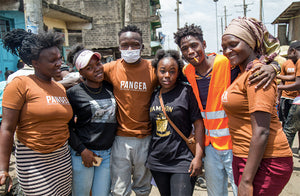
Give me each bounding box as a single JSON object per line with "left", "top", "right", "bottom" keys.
{"left": 120, "top": 49, "right": 141, "bottom": 63}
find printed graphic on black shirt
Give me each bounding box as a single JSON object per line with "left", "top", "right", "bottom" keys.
{"left": 90, "top": 98, "right": 116, "bottom": 123}
{"left": 155, "top": 113, "right": 170, "bottom": 137}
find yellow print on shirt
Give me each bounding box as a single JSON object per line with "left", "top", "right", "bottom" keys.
{"left": 155, "top": 113, "right": 170, "bottom": 137}
{"left": 150, "top": 105, "right": 173, "bottom": 113}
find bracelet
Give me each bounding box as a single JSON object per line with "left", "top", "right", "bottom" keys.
{"left": 270, "top": 63, "right": 281, "bottom": 75}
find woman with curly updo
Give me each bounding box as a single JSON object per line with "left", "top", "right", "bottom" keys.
{"left": 0, "top": 29, "right": 73, "bottom": 195}
{"left": 146, "top": 49, "right": 205, "bottom": 196}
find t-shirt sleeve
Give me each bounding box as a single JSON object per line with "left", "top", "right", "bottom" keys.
{"left": 280, "top": 61, "right": 287, "bottom": 75}
{"left": 103, "top": 62, "right": 113, "bottom": 83}
{"left": 295, "top": 60, "right": 300, "bottom": 77}
{"left": 2, "top": 77, "right": 26, "bottom": 110}
{"left": 188, "top": 85, "right": 202, "bottom": 122}
{"left": 247, "top": 68, "right": 277, "bottom": 114}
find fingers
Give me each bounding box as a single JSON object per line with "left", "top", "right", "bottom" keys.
{"left": 262, "top": 78, "right": 273, "bottom": 90}
{"left": 7, "top": 178, "right": 12, "bottom": 193}
{"left": 254, "top": 77, "right": 268, "bottom": 89}
{"left": 249, "top": 71, "right": 262, "bottom": 83}
{"left": 250, "top": 66, "right": 260, "bottom": 73}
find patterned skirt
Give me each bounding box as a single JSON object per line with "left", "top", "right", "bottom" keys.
{"left": 15, "top": 141, "right": 72, "bottom": 196}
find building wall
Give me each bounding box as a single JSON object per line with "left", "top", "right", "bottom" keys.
{"left": 61, "top": 0, "right": 153, "bottom": 56}
{"left": 0, "top": 11, "right": 25, "bottom": 81}
{"left": 43, "top": 16, "right": 69, "bottom": 46}
{"left": 288, "top": 10, "right": 300, "bottom": 42}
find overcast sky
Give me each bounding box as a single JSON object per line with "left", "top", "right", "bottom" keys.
{"left": 158, "top": 0, "right": 295, "bottom": 53}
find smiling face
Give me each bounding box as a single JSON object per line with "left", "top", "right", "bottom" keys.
{"left": 156, "top": 57, "right": 179, "bottom": 93}
{"left": 222, "top": 34, "right": 255, "bottom": 68}
{"left": 79, "top": 55, "right": 104, "bottom": 88}
{"left": 180, "top": 35, "right": 206, "bottom": 66}
{"left": 32, "top": 46, "right": 62, "bottom": 81}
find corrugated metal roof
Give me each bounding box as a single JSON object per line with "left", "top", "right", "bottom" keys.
{"left": 272, "top": 1, "right": 300, "bottom": 24}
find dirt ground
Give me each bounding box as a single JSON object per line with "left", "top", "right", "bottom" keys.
{"left": 1, "top": 133, "right": 300, "bottom": 196}
{"left": 147, "top": 133, "right": 300, "bottom": 196}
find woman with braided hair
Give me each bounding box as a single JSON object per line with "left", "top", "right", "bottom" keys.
{"left": 0, "top": 29, "right": 73, "bottom": 195}
{"left": 221, "top": 17, "right": 293, "bottom": 196}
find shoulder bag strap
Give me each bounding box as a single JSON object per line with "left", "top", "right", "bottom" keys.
{"left": 159, "top": 90, "right": 189, "bottom": 143}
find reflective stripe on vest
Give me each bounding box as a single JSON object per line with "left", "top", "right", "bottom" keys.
{"left": 202, "top": 110, "right": 227, "bottom": 120}
{"left": 205, "top": 128, "right": 230, "bottom": 137}
{"left": 184, "top": 54, "right": 232, "bottom": 150}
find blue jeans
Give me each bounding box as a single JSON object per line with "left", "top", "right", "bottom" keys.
{"left": 70, "top": 147, "right": 111, "bottom": 196}
{"left": 204, "top": 144, "right": 237, "bottom": 196}
{"left": 283, "top": 104, "right": 300, "bottom": 147}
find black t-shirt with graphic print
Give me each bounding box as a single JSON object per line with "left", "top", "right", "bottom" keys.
{"left": 146, "top": 82, "right": 202, "bottom": 173}
{"left": 67, "top": 81, "right": 117, "bottom": 154}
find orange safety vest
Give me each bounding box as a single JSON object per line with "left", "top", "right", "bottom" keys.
{"left": 183, "top": 54, "right": 232, "bottom": 150}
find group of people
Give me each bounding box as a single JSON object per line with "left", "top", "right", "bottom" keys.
{"left": 0, "top": 16, "right": 297, "bottom": 196}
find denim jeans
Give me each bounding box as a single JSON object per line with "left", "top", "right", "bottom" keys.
{"left": 204, "top": 144, "right": 237, "bottom": 196}
{"left": 279, "top": 98, "right": 294, "bottom": 128}
{"left": 70, "top": 147, "right": 111, "bottom": 196}
{"left": 283, "top": 104, "right": 300, "bottom": 147}
{"left": 110, "top": 136, "right": 152, "bottom": 196}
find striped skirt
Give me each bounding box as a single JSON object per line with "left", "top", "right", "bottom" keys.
{"left": 15, "top": 141, "right": 72, "bottom": 196}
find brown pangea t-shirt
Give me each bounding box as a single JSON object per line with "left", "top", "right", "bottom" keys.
{"left": 222, "top": 61, "right": 292, "bottom": 158}
{"left": 104, "top": 59, "right": 158, "bottom": 138}
{"left": 281, "top": 59, "right": 299, "bottom": 99}
{"left": 3, "top": 75, "right": 73, "bottom": 153}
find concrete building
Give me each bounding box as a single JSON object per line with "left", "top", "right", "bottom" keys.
{"left": 60, "top": 0, "right": 162, "bottom": 61}
{"left": 0, "top": 0, "right": 91, "bottom": 80}
{"left": 272, "top": 1, "right": 300, "bottom": 45}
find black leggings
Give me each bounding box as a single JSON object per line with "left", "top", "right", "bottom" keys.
{"left": 151, "top": 170, "right": 196, "bottom": 196}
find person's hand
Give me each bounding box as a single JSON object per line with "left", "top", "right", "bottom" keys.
{"left": 0, "top": 171, "right": 12, "bottom": 193}
{"left": 248, "top": 63, "right": 276, "bottom": 89}
{"left": 80, "top": 149, "right": 97, "bottom": 168}
{"left": 238, "top": 179, "right": 253, "bottom": 196}
{"left": 188, "top": 157, "right": 202, "bottom": 177}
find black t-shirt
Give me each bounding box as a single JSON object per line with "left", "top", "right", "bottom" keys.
{"left": 146, "top": 82, "right": 202, "bottom": 173}
{"left": 67, "top": 81, "right": 118, "bottom": 153}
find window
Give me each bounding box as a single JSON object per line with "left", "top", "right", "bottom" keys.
{"left": 0, "top": 19, "right": 11, "bottom": 39}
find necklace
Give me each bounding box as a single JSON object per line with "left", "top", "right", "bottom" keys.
{"left": 83, "top": 82, "right": 103, "bottom": 94}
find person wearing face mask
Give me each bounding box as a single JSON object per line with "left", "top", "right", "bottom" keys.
{"left": 103, "top": 25, "right": 158, "bottom": 196}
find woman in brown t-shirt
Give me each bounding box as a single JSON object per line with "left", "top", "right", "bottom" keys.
{"left": 221, "top": 17, "right": 293, "bottom": 196}
{"left": 0, "top": 29, "right": 73, "bottom": 195}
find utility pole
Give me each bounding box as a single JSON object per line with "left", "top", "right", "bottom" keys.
{"left": 175, "top": 0, "right": 181, "bottom": 51}
{"left": 24, "top": 0, "right": 43, "bottom": 33}
{"left": 224, "top": 6, "right": 228, "bottom": 28}
{"left": 259, "top": 0, "right": 263, "bottom": 21}
{"left": 213, "top": 0, "right": 219, "bottom": 53}
{"left": 175, "top": 0, "right": 182, "bottom": 30}
{"left": 220, "top": 17, "right": 224, "bottom": 35}
{"left": 243, "top": 0, "right": 247, "bottom": 17}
